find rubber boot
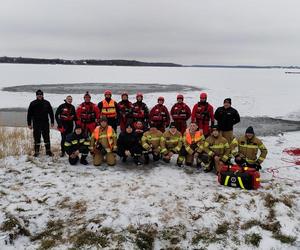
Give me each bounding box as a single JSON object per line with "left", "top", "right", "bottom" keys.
{"left": 34, "top": 145, "right": 40, "bottom": 157}
{"left": 144, "top": 153, "right": 150, "bottom": 164}
{"left": 80, "top": 155, "right": 88, "bottom": 165}
{"left": 134, "top": 156, "right": 142, "bottom": 166}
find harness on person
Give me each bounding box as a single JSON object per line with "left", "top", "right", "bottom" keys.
{"left": 60, "top": 107, "right": 74, "bottom": 121}
{"left": 81, "top": 104, "right": 96, "bottom": 123}
{"left": 218, "top": 164, "right": 260, "bottom": 190}
{"left": 196, "top": 102, "right": 210, "bottom": 122}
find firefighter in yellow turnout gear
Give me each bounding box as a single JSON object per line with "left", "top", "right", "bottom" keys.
{"left": 90, "top": 116, "right": 117, "bottom": 167}
{"left": 234, "top": 126, "right": 268, "bottom": 170}
{"left": 160, "top": 122, "right": 183, "bottom": 165}
{"left": 141, "top": 124, "right": 163, "bottom": 164}
{"left": 201, "top": 125, "right": 230, "bottom": 173}
{"left": 179, "top": 122, "right": 205, "bottom": 167}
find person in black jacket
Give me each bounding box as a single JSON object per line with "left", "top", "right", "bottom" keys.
{"left": 55, "top": 95, "right": 77, "bottom": 157}
{"left": 214, "top": 98, "right": 240, "bottom": 144}
{"left": 64, "top": 125, "right": 90, "bottom": 165}
{"left": 27, "top": 89, "right": 54, "bottom": 157}
{"left": 117, "top": 123, "right": 142, "bottom": 165}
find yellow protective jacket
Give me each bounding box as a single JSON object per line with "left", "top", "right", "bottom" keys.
{"left": 236, "top": 135, "right": 268, "bottom": 164}
{"left": 141, "top": 130, "right": 163, "bottom": 151}
{"left": 90, "top": 125, "right": 117, "bottom": 153}
{"left": 203, "top": 135, "right": 230, "bottom": 162}
{"left": 183, "top": 129, "right": 205, "bottom": 155}
{"left": 160, "top": 130, "right": 182, "bottom": 155}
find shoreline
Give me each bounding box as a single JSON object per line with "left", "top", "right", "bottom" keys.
{"left": 1, "top": 110, "right": 299, "bottom": 136}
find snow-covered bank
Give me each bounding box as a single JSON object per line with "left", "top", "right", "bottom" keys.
{"left": 0, "top": 130, "right": 299, "bottom": 249}
{"left": 0, "top": 64, "right": 300, "bottom": 120}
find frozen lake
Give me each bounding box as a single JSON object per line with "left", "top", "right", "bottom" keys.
{"left": 0, "top": 63, "right": 300, "bottom": 121}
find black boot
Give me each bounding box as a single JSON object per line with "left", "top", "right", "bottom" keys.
{"left": 144, "top": 154, "right": 149, "bottom": 164}
{"left": 177, "top": 161, "right": 183, "bottom": 168}
{"left": 45, "top": 143, "right": 53, "bottom": 156}
{"left": 34, "top": 145, "right": 40, "bottom": 157}
{"left": 163, "top": 158, "right": 170, "bottom": 163}
{"left": 46, "top": 151, "right": 53, "bottom": 157}
{"left": 80, "top": 156, "right": 88, "bottom": 165}
{"left": 153, "top": 154, "right": 160, "bottom": 162}
{"left": 122, "top": 156, "right": 127, "bottom": 163}
{"left": 134, "top": 156, "right": 142, "bottom": 166}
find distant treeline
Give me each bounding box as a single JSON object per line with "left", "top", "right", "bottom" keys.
{"left": 1, "top": 56, "right": 299, "bottom": 69}
{"left": 189, "top": 65, "right": 300, "bottom": 69}
{"left": 0, "top": 56, "right": 182, "bottom": 67}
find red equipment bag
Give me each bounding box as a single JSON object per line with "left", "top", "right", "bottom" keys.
{"left": 218, "top": 164, "right": 260, "bottom": 190}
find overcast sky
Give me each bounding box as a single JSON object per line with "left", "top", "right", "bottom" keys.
{"left": 0, "top": 0, "right": 299, "bottom": 65}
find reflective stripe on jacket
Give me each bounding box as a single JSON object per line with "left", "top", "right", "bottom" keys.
{"left": 183, "top": 129, "right": 205, "bottom": 154}
{"left": 203, "top": 135, "right": 230, "bottom": 162}
{"left": 160, "top": 130, "right": 182, "bottom": 154}
{"left": 237, "top": 135, "right": 268, "bottom": 164}
{"left": 101, "top": 99, "right": 117, "bottom": 118}
{"left": 90, "top": 125, "right": 117, "bottom": 152}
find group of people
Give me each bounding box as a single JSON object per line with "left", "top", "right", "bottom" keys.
{"left": 27, "top": 89, "right": 268, "bottom": 172}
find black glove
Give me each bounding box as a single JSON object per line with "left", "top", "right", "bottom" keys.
{"left": 255, "top": 162, "right": 262, "bottom": 171}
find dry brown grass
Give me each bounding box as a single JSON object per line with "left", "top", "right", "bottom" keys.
{"left": 0, "top": 127, "right": 33, "bottom": 158}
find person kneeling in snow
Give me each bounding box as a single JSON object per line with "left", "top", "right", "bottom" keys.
{"left": 90, "top": 116, "right": 118, "bottom": 167}
{"left": 117, "top": 123, "right": 142, "bottom": 165}
{"left": 64, "top": 125, "right": 90, "bottom": 165}
{"left": 234, "top": 126, "right": 268, "bottom": 170}
{"left": 179, "top": 122, "right": 205, "bottom": 168}
{"left": 160, "top": 122, "right": 183, "bottom": 165}
{"left": 141, "top": 123, "right": 163, "bottom": 164}
{"left": 201, "top": 125, "right": 230, "bottom": 173}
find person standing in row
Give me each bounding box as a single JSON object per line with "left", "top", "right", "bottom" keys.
{"left": 191, "top": 92, "right": 214, "bottom": 138}
{"left": 76, "top": 92, "right": 100, "bottom": 137}
{"left": 117, "top": 92, "right": 133, "bottom": 132}
{"left": 98, "top": 90, "right": 119, "bottom": 132}
{"left": 214, "top": 98, "right": 240, "bottom": 144}
{"left": 170, "top": 94, "right": 191, "bottom": 135}
{"left": 55, "top": 95, "right": 77, "bottom": 157}
{"left": 27, "top": 89, "right": 54, "bottom": 157}
{"left": 149, "top": 96, "right": 170, "bottom": 133}
{"left": 132, "top": 92, "right": 149, "bottom": 129}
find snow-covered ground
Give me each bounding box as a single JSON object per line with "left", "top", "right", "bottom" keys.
{"left": 0, "top": 128, "right": 299, "bottom": 249}
{"left": 0, "top": 64, "right": 300, "bottom": 120}
{"left": 0, "top": 64, "right": 300, "bottom": 249}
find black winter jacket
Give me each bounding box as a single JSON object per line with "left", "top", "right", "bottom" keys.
{"left": 27, "top": 99, "right": 54, "bottom": 126}
{"left": 214, "top": 106, "right": 240, "bottom": 131}
{"left": 64, "top": 132, "right": 89, "bottom": 155}
{"left": 117, "top": 131, "right": 140, "bottom": 152}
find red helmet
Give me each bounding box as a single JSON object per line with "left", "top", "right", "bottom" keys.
{"left": 104, "top": 90, "right": 112, "bottom": 96}
{"left": 177, "top": 94, "right": 184, "bottom": 100}
{"left": 136, "top": 92, "right": 143, "bottom": 98}
{"left": 121, "top": 92, "right": 128, "bottom": 97}
{"left": 200, "top": 92, "right": 207, "bottom": 99}
{"left": 158, "top": 96, "right": 164, "bottom": 102}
